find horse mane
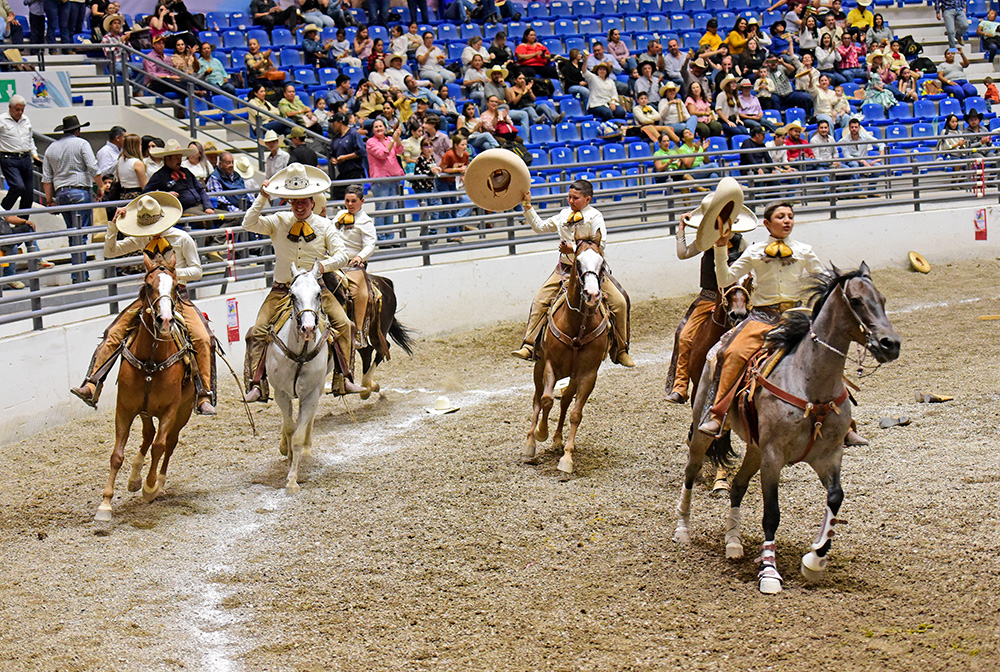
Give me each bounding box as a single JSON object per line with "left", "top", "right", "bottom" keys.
{"left": 764, "top": 265, "right": 866, "bottom": 352}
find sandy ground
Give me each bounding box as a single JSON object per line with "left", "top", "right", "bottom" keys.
{"left": 1, "top": 260, "right": 999, "bottom": 672}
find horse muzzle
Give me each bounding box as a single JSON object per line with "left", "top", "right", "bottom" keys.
{"left": 728, "top": 309, "right": 748, "bottom": 324}
{"left": 869, "top": 332, "right": 901, "bottom": 363}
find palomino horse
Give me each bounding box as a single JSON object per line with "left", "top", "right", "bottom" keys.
{"left": 267, "top": 262, "right": 334, "bottom": 493}
{"left": 522, "top": 234, "right": 610, "bottom": 474}
{"left": 96, "top": 252, "right": 195, "bottom": 522}
{"left": 675, "top": 264, "right": 900, "bottom": 594}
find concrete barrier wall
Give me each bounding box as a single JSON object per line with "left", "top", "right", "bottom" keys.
{"left": 2, "top": 203, "right": 997, "bottom": 445}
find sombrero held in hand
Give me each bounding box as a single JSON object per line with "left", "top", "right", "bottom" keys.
{"left": 265, "top": 163, "right": 331, "bottom": 199}
{"left": 116, "top": 192, "right": 183, "bottom": 238}
{"left": 464, "top": 148, "right": 532, "bottom": 213}
{"left": 689, "top": 177, "right": 758, "bottom": 252}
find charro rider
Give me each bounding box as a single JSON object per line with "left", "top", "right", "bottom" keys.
{"left": 70, "top": 192, "right": 217, "bottom": 415}
{"left": 665, "top": 191, "right": 754, "bottom": 405}
{"left": 242, "top": 163, "right": 364, "bottom": 401}
{"left": 329, "top": 184, "right": 377, "bottom": 350}
{"left": 514, "top": 179, "right": 634, "bottom": 367}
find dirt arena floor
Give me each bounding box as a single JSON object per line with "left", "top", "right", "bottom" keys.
{"left": 1, "top": 260, "right": 999, "bottom": 672}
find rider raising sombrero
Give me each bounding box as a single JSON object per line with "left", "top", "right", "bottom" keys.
{"left": 70, "top": 192, "right": 217, "bottom": 415}
{"left": 513, "top": 179, "right": 634, "bottom": 367}
{"left": 242, "top": 163, "right": 364, "bottom": 402}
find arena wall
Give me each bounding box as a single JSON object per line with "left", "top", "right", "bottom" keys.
{"left": 2, "top": 203, "right": 997, "bottom": 446}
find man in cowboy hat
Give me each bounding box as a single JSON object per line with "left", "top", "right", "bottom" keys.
{"left": 697, "top": 200, "right": 824, "bottom": 437}
{"left": 144, "top": 139, "right": 216, "bottom": 218}
{"left": 262, "top": 129, "right": 290, "bottom": 179}
{"left": 330, "top": 184, "right": 377, "bottom": 349}
{"left": 70, "top": 192, "right": 217, "bottom": 415}
{"left": 42, "top": 114, "right": 105, "bottom": 285}
{"left": 241, "top": 163, "right": 364, "bottom": 401}
{"left": 514, "top": 180, "right": 634, "bottom": 367}
{"left": 287, "top": 126, "right": 319, "bottom": 167}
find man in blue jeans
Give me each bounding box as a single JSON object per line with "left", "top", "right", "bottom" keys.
{"left": 42, "top": 115, "right": 104, "bottom": 284}
{"left": 0, "top": 96, "right": 39, "bottom": 215}
{"left": 936, "top": 0, "right": 969, "bottom": 50}
{"left": 42, "top": 0, "right": 69, "bottom": 42}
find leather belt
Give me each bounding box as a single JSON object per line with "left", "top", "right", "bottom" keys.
{"left": 56, "top": 185, "right": 91, "bottom": 192}
{"left": 0, "top": 151, "right": 30, "bottom": 158}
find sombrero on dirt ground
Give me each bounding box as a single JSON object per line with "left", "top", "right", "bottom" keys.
{"left": 426, "top": 396, "right": 460, "bottom": 414}
{"left": 464, "top": 148, "right": 532, "bottom": 213}
{"left": 115, "top": 192, "right": 183, "bottom": 238}
{"left": 265, "top": 163, "right": 331, "bottom": 199}
{"left": 690, "top": 177, "right": 758, "bottom": 252}
{"left": 908, "top": 250, "right": 930, "bottom": 273}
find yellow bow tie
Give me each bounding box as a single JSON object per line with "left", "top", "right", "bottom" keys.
{"left": 565, "top": 211, "right": 583, "bottom": 227}
{"left": 287, "top": 220, "right": 316, "bottom": 242}
{"left": 336, "top": 213, "right": 355, "bottom": 229}
{"left": 765, "top": 240, "right": 793, "bottom": 259}
{"left": 144, "top": 237, "right": 171, "bottom": 256}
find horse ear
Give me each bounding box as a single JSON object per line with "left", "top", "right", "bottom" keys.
{"left": 859, "top": 260, "right": 870, "bottom": 277}
{"left": 312, "top": 261, "right": 323, "bottom": 278}
{"left": 830, "top": 262, "right": 842, "bottom": 277}
{"left": 290, "top": 262, "right": 300, "bottom": 277}
{"left": 164, "top": 249, "right": 177, "bottom": 270}
{"left": 143, "top": 253, "right": 156, "bottom": 273}
{"left": 593, "top": 229, "right": 603, "bottom": 247}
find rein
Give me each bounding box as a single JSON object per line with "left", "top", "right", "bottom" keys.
{"left": 547, "top": 246, "right": 609, "bottom": 358}
{"left": 125, "top": 271, "right": 188, "bottom": 417}
{"left": 269, "top": 273, "right": 330, "bottom": 397}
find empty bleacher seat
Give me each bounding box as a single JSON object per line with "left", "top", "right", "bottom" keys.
{"left": 206, "top": 11, "right": 230, "bottom": 28}
{"left": 271, "top": 28, "right": 295, "bottom": 46}
{"left": 860, "top": 103, "right": 887, "bottom": 124}
{"left": 293, "top": 67, "right": 318, "bottom": 85}
{"left": 554, "top": 18, "right": 575, "bottom": 35}
{"left": 223, "top": 29, "right": 247, "bottom": 48}
{"left": 965, "top": 96, "right": 992, "bottom": 116}
{"left": 279, "top": 48, "right": 303, "bottom": 66}
{"left": 574, "top": 0, "right": 596, "bottom": 14}
{"left": 527, "top": 2, "right": 547, "bottom": 17}
{"left": 939, "top": 97, "right": 962, "bottom": 118}
{"left": 550, "top": 146, "right": 576, "bottom": 170}
{"left": 550, "top": 1, "right": 573, "bottom": 16}
{"left": 647, "top": 15, "right": 670, "bottom": 31}
{"left": 460, "top": 23, "right": 482, "bottom": 39}
{"left": 913, "top": 98, "right": 936, "bottom": 120}
{"left": 578, "top": 144, "right": 601, "bottom": 164}
{"left": 555, "top": 121, "right": 582, "bottom": 143}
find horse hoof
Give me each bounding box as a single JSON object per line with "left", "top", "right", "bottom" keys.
{"left": 673, "top": 527, "right": 690, "bottom": 544}
{"left": 556, "top": 454, "right": 573, "bottom": 473}
{"left": 552, "top": 440, "right": 564, "bottom": 452}
{"left": 359, "top": 387, "right": 372, "bottom": 400}
{"left": 94, "top": 503, "right": 112, "bottom": 522}
{"left": 141, "top": 484, "right": 160, "bottom": 503}
{"left": 711, "top": 479, "right": 730, "bottom": 497}
{"left": 725, "top": 541, "right": 744, "bottom": 559}
{"left": 371, "top": 382, "right": 380, "bottom": 393}
{"left": 759, "top": 577, "right": 783, "bottom": 594}
{"left": 127, "top": 477, "right": 142, "bottom": 492}
{"left": 800, "top": 551, "right": 828, "bottom": 583}
{"left": 286, "top": 483, "right": 301, "bottom": 495}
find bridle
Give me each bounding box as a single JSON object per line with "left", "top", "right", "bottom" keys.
{"left": 808, "top": 278, "right": 876, "bottom": 359}
{"left": 565, "top": 240, "right": 605, "bottom": 316}
{"left": 268, "top": 270, "right": 330, "bottom": 397}
{"left": 138, "top": 266, "right": 177, "bottom": 343}
{"left": 715, "top": 283, "right": 752, "bottom": 327}
{"left": 547, "top": 240, "right": 610, "bottom": 356}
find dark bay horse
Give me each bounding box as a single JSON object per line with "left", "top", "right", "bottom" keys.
{"left": 96, "top": 252, "right": 195, "bottom": 522}
{"left": 676, "top": 264, "right": 900, "bottom": 594}
{"left": 522, "top": 235, "right": 609, "bottom": 474}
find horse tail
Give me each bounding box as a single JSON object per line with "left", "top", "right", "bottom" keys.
{"left": 388, "top": 319, "right": 416, "bottom": 356}
{"left": 706, "top": 431, "right": 738, "bottom": 470}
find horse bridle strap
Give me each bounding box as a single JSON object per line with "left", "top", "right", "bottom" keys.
{"left": 546, "top": 310, "right": 609, "bottom": 350}
{"left": 269, "top": 325, "right": 332, "bottom": 397}
{"left": 754, "top": 372, "right": 849, "bottom": 465}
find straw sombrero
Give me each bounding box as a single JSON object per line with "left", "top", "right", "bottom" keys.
{"left": 260, "top": 129, "right": 284, "bottom": 146}
{"left": 426, "top": 396, "right": 460, "bottom": 414}
{"left": 102, "top": 13, "right": 124, "bottom": 32}
{"left": 149, "top": 138, "right": 191, "bottom": 158}
{"left": 908, "top": 250, "right": 930, "bottom": 273}
{"left": 116, "top": 192, "right": 182, "bottom": 238}
{"left": 265, "top": 163, "right": 331, "bottom": 199}
{"left": 312, "top": 192, "right": 327, "bottom": 215}
{"left": 487, "top": 64, "right": 509, "bottom": 79}
{"left": 464, "top": 148, "right": 531, "bottom": 213}
{"left": 233, "top": 154, "right": 255, "bottom": 179}
{"left": 202, "top": 141, "right": 224, "bottom": 156}
{"left": 689, "top": 178, "right": 758, "bottom": 252}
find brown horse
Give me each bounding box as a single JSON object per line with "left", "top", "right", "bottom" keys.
{"left": 95, "top": 252, "right": 195, "bottom": 522}
{"left": 356, "top": 274, "right": 415, "bottom": 399}
{"left": 522, "top": 234, "right": 610, "bottom": 474}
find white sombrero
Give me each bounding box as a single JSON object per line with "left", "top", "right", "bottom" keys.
{"left": 464, "top": 148, "right": 531, "bottom": 213}
{"left": 116, "top": 192, "right": 183, "bottom": 238}
{"left": 149, "top": 137, "right": 191, "bottom": 158}
{"left": 265, "top": 163, "right": 331, "bottom": 199}
{"left": 312, "top": 192, "right": 327, "bottom": 215}
{"left": 689, "top": 177, "right": 758, "bottom": 252}
{"left": 426, "top": 396, "right": 460, "bottom": 414}
{"left": 260, "top": 129, "right": 285, "bottom": 146}
{"left": 233, "top": 154, "right": 255, "bottom": 179}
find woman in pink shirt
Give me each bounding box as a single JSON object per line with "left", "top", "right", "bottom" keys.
{"left": 366, "top": 118, "right": 404, "bottom": 241}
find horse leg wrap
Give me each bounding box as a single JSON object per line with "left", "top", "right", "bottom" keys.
{"left": 756, "top": 541, "right": 783, "bottom": 594}
{"left": 674, "top": 485, "right": 693, "bottom": 543}
{"left": 725, "top": 507, "right": 743, "bottom": 558}
{"left": 811, "top": 506, "right": 843, "bottom": 553}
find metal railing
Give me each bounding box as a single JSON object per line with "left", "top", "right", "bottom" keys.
{"left": 2, "top": 134, "right": 998, "bottom": 333}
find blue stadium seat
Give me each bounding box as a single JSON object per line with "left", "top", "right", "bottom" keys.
{"left": 279, "top": 48, "right": 303, "bottom": 66}
{"left": 599, "top": 169, "right": 625, "bottom": 197}
{"left": 526, "top": 2, "right": 547, "bottom": 17}
{"left": 580, "top": 120, "right": 602, "bottom": 140}
{"left": 670, "top": 13, "right": 692, "bottom": 29}
{"left": 860, "top": 103, "right": 887, "bottom": 124}
{"left": 550, "top": 1, "right": 573, "bottom": 16}
{"left": 885, "top": 123, "right": 908, "bottom": 143}
{"left": 529, "top": 148, "right": 550, "bottom": 167}
{"left": 438, "top": 23, "right": 459, "bottom": 41}
{"left": 293, "top": 67, "right": 318, "bottom": 85}
{"left": 692, "top": 11, "right": 712, "bottom": 25}
{"left": 531, "top": 20, "right": 555, "bottom": 36}
{"left": 223, "top": 29, "right": 247, "bottom": 49}
{"left": 550, "top": 146, "right": 576, "bottom": 172}
{"left": 617, "top": 0, "right": 639, "bottom": 13}
{"left": 555, "top": 121, "right": 582, "bottom": 143}
{"left": 530, "top": 174, "right": 551, "bottom": 198}
{"left": 528, "top": 124, "right": 557, "bottom": 148}
{"left": 318, "top": 67, "right": 339, "bottom": 85}
{"left": 626, "top": 141, "right": 653, "bottom": 160}
{"left": 706, "top": 136, "right": 727, "bottom": 162}
{"left": 206, "top": 12, "right": 230, "bottom": 28}
{"left": 647, "top": 15, "right": 670, "bottom": 32}
{"left": 913, "top": 98, "right": 936, "bottom": 120}
{"left": 541, "top": 37, "right": 564, "bottom": 54}
{"left": 888, "top": 102, "right": 916, "bottom": 124}
{"left": 763, "top": 108, "right": 782, "bottom": 126}
{"left": 840, "top": 82, "right": 860, "bottom": 98}
{"left": 761, "top": 10, "right": 782, "bottom": 26}
{"left": 248, "top": 28, "right": 270, "bottom": 46}
{"left": 939, "top": 97, "right": 962, "bottom": 118}
{"left": 460, "top": 23, "right": 482, "bottom": 39}
{"left": 603, "top": 16, "right": 623, "bottom": 32}
{"left": 681, "top": 31, "right": 701, "bottom": 49}
{"left": 271, "top": 28, "right": 295, "bottom": 47}
{"left": 683, "top": 0, "right": 704, "bottom": 10}
{"left": 638, "top": 0, "right": 660, "bottom": 14}
{"left": 574, "top": 0, "right": 596, "bottom": 14}
{"left": 199, "top": 31, "right": 222, "bottom": 49}
{"left": 603, "top": 142, "right": 626, "bottom": 162}
{"left": 784, "top": 107, "right": 806, "bottom": 126}
{"left": 578, "top": 144, "right": 601, "bottom": 164}
{"left": 595, "top": 0, "right": 616, "bottom": 13}
{"left": 229, "top": 12, "right": 247, "bottom": 25}
{"left": 558, "top": 96, "right": 586, "bottom": 119}
{"left": 577, "top": 18, "right": 599, "bottom": 34}
{"left": 553, "top": 18, "right": 575, "bottom": 35}
{"left": 624, "top": 15, "right": 646, "bottom": 32}
{"left": 369, "top": 25, "right": 388, "bottom": 42}
{"left": 342, "top": 65, "right": 363, "bottom": 85}
{"left": 965, "top": 96, "right": 992, "bottom": 116}
{"left": 447, "top": 42, "right": 465, "bottom": 60}
{"left": 705, "top": 0, "right": 726, "bottom": 10}
{"left": 729, "top": 0, "right": 751, "bottom": 10}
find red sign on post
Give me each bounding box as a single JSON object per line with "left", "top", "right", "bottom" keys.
{"left": 226, "top": 298, "right": 240, "bottom": 344}
{"left": 975, "top": 208, "right": 988, "bottom": 241}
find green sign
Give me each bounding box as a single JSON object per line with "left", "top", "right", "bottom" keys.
{"left": 0, "top": 80, "right": 15, "bottom": 103}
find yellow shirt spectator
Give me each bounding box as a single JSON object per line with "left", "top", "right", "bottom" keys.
{"left": 846, "top": 8, "right": 874, "bottom": 30}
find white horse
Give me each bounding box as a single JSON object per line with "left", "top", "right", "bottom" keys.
{"left": 265, "top": 262, "right": 334, "bottom": 493}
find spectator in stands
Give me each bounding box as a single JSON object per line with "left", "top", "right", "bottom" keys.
{"left": 299, "top": 0, "right": 335, "bottom": 28}
{"left": 401, "top": 119, "right": 422, "bottom": 170}
{"left": 984, "top": 75, "right": 999, "bottom": 102}
{"left": 673, "top": 128, "right": 719, "bottom": 188}
{"left": 367, "top": 57, "right": 392, "bottom": 91}
{"left": 839, "top": 115, "right": 883, "bottom": 191}
{"left": 160, "top": 0, "right": 204, "bottom": 35}
{"left": 389, "top": 24, "right": 407, "bottom": 57}
{"left": 260, "top": 129, "right": 289, "bottom": 178}
{"left": 886, "top": 40, "right": 908, "bottom": 73}
{"left": 658, "top": 80, "right": 697, "bottom": 138}
{"left": 819, "top": 12, "right": 844, "bottom": 45}
{"left": 964, "top": 109, "right": 995, "bottom": 161}
{"left": 783, "top": 119, "right": 814, "bottom": 163}
{"left": 713, "top": 55, "right": 743, "bottom": 94}
{"left": 142, "top": 136, "right": 164, "bottom": 175}
{"left": 685, "top": 80, "right": 723, "bottom": 138}
{"left": 279, "top": 83, "right": 321, "bottom": 131}
{"left": 144, "top": 35, "right": 188, "bottom": 118}
{"left": 0, "top": 211, "right": 50, "bottom": 289}
{"left": 936, "top": 0, "right": 969, "bottom": 50}
{"left": 489, "top": 31, "right": 514, "bottom": 68}
{"left": 182, "top": 141, "right": 211, "bottom": 182}
{"left": 287, "top": 126, "right": 319, "bottom": 166}
{"left": 607, "top": 29, "right": 636, "bottom": 75}
{"left": 765, "top": 125, "right": 797, "bottom": 176}
{"left": 245, "top": 38, "right": 284, "bottom": 85}
{"left": 96, "top": 125, "right": 125, "bottom": 179}
{"left": 740, "top": 38, "right": 767, "bottom": 75}
{"left": 866, "top": 13, "right": 891, "bottom": 50}
{"left": 754, "top": 66, "right": 778, "bottom": 109}
{"left": 683, "top": 57, "right": 712, "bottom": 103}
{"left": 484, "top": 65, "right": 529, "bottom": 127}
{"left": 508, "top": 72, "right": 561, "bottom": 124}
{"left": 248, "top": 84, "right": 288, "bottom": 136}
{"left": 700, "top": 18, "right": 723, "bottom": 52}
{"left": 815, "top": 33, "right": 846, "bottom": 85}
{"left": 385, "top": 53, "right": 411, "bottom": 89}
{"left": 652, "top": 133, "right": 675, "bottom": 184}
{"left": 642, "top": 39, "right": 671, "bottom": 81}
{"left": 747, "top": 17, "right": 770, "bottom": 50}
{"left": 206, "top": 152, "right": 248, "bottom": 212}
{"left": 115, "top": 133, "right": 147, "bottom": 201}
{"left": 559, "top": 49, "right": 591, "bottom": 107}
{"left": 632, "top": 91, "right": 677, "bottom": 144}
{"left": 634, "top": 61, "right": 661, "bottom": 106}
{"left": 584, "top": 62, "right": 625, "bottom": 121}
{"left": 366, "top": 118, "right": 404, "bottom": 240}
{"left": 375, "top": 100, "right": 399, "bottom": 132}
{"left": 458, "top": 102, "right": 500, "bottom": 154}
{"left": 799, "top": 15, "right": 820, "bottom": 57}
{"left": 464, "top": 53, "right": 489, "bottom": 106}
{"left": 515, "top": 28, "right": 559, "bottom": 87}
{"left": 353, "top": 79, "right": 384, "bottom": 126}
{"left": 149, "top": 3, "right": 177, "bottom": 43}
{"left": 794, "top": 52, "right": 820, "bottom": 93}
{"left": 715, "top": 74, "right": 749, "bottom": 139}
{"left": 329, "top": 112, "right": 366, "bottom": 197}
{"left": 725, "top": 18, "right": 750, "bottom": 57}
{"left": 810, "top": 119, "right": 839, "bottom": 181}
{"left": 42, "top": 0, "right": 67, "bottom": 44}
{"left": 100, "top": 14, "right": 131, "bottom": 71}
{"left": 367, "top": 0, "right": 390, "bottom": 26}
{"left": 810, "top": 74, "right": 847, "bottom": 127}
{"left": 170, "top": 36, "right": 197, "bottom": 75}
{"left": 586, "top": 41, "right": 630, "bottom": 95}
{"left": 738, "top": 126, "right": 770, "bottom": 177}
{"left": 403, "top": 73, "right": 443, "bottom": 106}
{"left": 864, "top": 70, "right": 896, "bottom": 112}
{"left": 0, "top": 96, "right": 39, "bottom": 215}
{"left": 354, "top": 25, "right": 373, "bottom": 63}
{"left": 250, "top": 0, "right": 299, "bottom": 35}
{"left": 769, "top": 20, "right": 793, "bottom": 58}
{"left": 764, "top": 55, "right": 814, "bottom": 115}
{"left": 423, "top": 115, "right": 451, "bottom": 163}
{"left": 978, "top": 10, "right": 999, "bottom": 63}
{"left": 42, "top": 115, "right": 103, "bottom": 283}
{"left": 411, "top": 137, "right": 439, "bottom": 223}
{"left": 736, "top": 78, "right": 775, "bottom": 133}
{"left": 302, "top": 24, "right": 334, "bottom": 67}
{"left": 368, "top": 38, "right": 386, "bottom": 72}
{"left": 463, "top": 35, "right": 491, "bottom": 68}
{"left": 327, "top": 0, "right": 360, "bottom": 28}
{"left": 764, "top": 0, "right": 811, "bottom": 15}
{"left": 846, "top": 0, "right": 874, "bottom": 38}
{"left": 435, "top": 84, "right": 459, "bottom": 124}
{"left": 937, "top": 47, "right": 977, "bottom": 102}
{"left": 936, "top": 113, "right": 967, "bottom": 160}
{"left": 417, "top": 31, "right": 456, "bottom": 88}
{"left": 329, "top": 27, "right": 361, "bottom": 68}
{"left": 895, "top": 67, "right": 920, "bottom": 101}
{"left": 437, "top": 133, "right": 473, "bottom": 241}
{"left": 784, "top": 2, "right": 806, "bottom": 39}
{"left": 198, "top": 42, "right": 236, "bottom": 95}
{"left": 407, "top": 0, "right": 429, "bottom": 24}
{"left": 828, "top": 0, "right": 848, "bottom": 28}
{"left": 479, "top": 94, "right": 519, "bottom": 143}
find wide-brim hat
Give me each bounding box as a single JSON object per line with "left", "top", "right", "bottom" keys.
{"left": 426, "top": 395, "right": 460, "bottom": 414}
{"left": 54, "top": 115, "right": 90, "bottom": 133}
{"left": 265, "top": 163, "right": 331, "bottom": 199}
{"left": 464, "top": 148, "right": 531, "bottom": 213}
{"left": 303, "top": 23, "right": 320, "bottom": 33}
{"left": 690, "top": 177, "right": 758, "bottom": 252}
{"left": 690, "top": 57, "right": 708, "bottom": 69}
{"left": 965, "top": 108, "right": 983, "bottom": 122}
{"left": 659, "top": 80, "right": 679, "bottom": 95}
{"left": 591, "top": 62, "right": 611, "bottom": 75}
{"left": 718, "top": 73, "right": 738, "bottom": 89}
{"left": 260, "top": 129, "right": 284, "bottom": 145}
{"left": 233, "top": 154, "right": 255, "bottom": 179}
{"left": 103, "top": 13, "right": 124, "bottom": 32}
{"left": 388, "top": 53, "right": 404, "bottom": 64}
{"left": 148, "top": 137, "right": 190, "bottom": 158}
{"left": 116, "top": 192, "right": 183, "bottom": 238}
{"left": 908, "top": 250, "right": 930, "bottom": 273}
{"left": 202, "top": 141, "right": 224, "bottom": 156}
{"left": 857, "top": 0, "right": 872, "bottom": 6}
{"left": 780, "top": 119, "right": 804, "bottom": 133}
{"left": 488, "top": 64, "right": 509, "bottom": 78}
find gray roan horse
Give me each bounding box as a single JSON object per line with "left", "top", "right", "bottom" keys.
{"left": 676, "top": 263, "right": 901, "bottom": 594}
{"left": 267, "top": 262, "right": 333, "bottom": 493}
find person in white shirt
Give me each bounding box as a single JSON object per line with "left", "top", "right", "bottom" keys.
{"left": 416, "top": 31, "right": 456, "bottom": 88}
{"left": 810, "top": 119, "right": 840, "bottom": 183}
{"left": 330, "top": 184, "right": 378, "bottom": 346}
{"left": 0, "top": 95, "right": 40, "bottom": 213}
{"left": 262, "top": 129, "right": 291, "bottom": 179}
{"left": 385, "top": 53, "right": 412, "bottom": 90}
{"left": 839, "top": 115, "right": 884, "bottom": 190}
{"left": 96, "top": 125, "right": 126, "bottom": 179}
{"left": 513, "top": 179, "right": 634, "bottom": 367}
{"left": 461, "top": 35, "right": 491, "bottom": 68}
